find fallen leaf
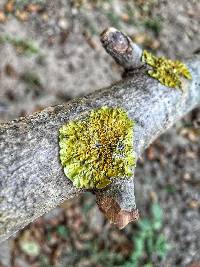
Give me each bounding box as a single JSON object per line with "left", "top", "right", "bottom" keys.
{"left": 0, "top": 11, "right": 6, "bottom": 23}
{"left": 26, "top": 4, "right": 42, "bottom": 13}
{"left": 20, "top": 241, "right": 40, "bottom": 257}
{"left": 188, "top": 200, "right": 199, "bottom": 209}
{"left": 4, "top": 63, "right": 17, "bottom": 77}
{"left": 121, "top": 13, "right": 129, "bottom": 22}
{"left": 15, "top": 10, "right": 29, "bottom": 21}
{"left": 4, "top": 0, "right": 14, "bottom": 13}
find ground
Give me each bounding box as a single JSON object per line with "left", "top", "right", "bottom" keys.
{"left": 0, "top": 0, "right": 199, "bottom": 266}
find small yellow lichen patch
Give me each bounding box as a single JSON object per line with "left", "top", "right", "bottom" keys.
{"left": 59, "top": 107, "right": 135, "bottom": 189}
{"left": 142, "top": 50, "right": 192, "bottom": 89}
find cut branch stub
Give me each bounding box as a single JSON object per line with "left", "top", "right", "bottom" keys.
{"left": 97, "top": 196, "right": 139, "bottom": 229}
{"left": 101, "top": 27, "right": 143, "bottom": 70}
{"left": 96, "top": 177, "right": 139, "bottom": 229}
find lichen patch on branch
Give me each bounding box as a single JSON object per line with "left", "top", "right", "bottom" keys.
{"left": 59, "top": 107, "right": 135, "bottom": 189}
{"left": 142, "top": 50, "right": 192, "bottom": 89}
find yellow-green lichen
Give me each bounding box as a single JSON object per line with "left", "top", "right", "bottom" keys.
{"left": 142, "top": 50, "right": 192, "bottom": 89}
{"left": 59, "top": 106, "right": 135, "bottom": 189}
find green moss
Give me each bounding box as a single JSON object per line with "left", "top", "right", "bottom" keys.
{"left": 59, "top": 106, "right": 135, "bottom": 189}
{"left": 142, "top": 50, "right": 192, "bottom": 90}
{"left": 0, "top": 34, "right": 39, "bottom": 56}
{"left": 144, "top": 18, "right": 162, "bottom": 35}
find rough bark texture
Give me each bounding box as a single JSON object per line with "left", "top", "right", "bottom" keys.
{"left": 0, "top": 28, "right": 200, "bottom": 242}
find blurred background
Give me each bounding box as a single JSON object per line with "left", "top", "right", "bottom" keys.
{"left": 0, "top": 0, "right": 200, "bottom": 266}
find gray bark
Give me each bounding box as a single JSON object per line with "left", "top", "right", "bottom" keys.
{"left": 0, "top": 28, "right": 200, "bottom": 242}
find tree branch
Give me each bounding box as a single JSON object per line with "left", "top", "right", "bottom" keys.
{"left": 0, "top": 28, "right": 200, "bottom": 242}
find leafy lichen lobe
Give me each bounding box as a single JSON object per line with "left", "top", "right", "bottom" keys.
{"left": 142, "top": 50, "right": 192, "bottom": 89}
{"left": 59, "top": 106, "right": 135, "bottom": 189}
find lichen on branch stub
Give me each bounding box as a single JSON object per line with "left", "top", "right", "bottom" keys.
{"left": 59, "top": 106, "right": 135, "bottom": 189}
{"left": 142, "top": 50, "right": 192, "bottom": 89}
